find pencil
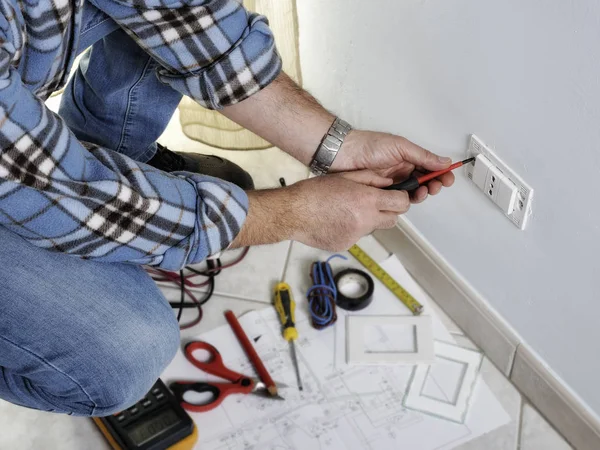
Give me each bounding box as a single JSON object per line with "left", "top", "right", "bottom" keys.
{"left": 224, "top": 310, "right": 280, "bottom": 398}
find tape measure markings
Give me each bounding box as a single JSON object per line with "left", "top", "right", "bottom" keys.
{"left": 348, "top": 244, "right": 423, "bottom": 315}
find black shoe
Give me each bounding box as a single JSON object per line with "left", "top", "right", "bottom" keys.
{"left": 147, "top": 143, "right": 254, "bottom": 190}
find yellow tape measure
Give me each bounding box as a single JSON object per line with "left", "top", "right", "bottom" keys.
{"left": 348, "top": 244, "right": 423, "bottom": 315}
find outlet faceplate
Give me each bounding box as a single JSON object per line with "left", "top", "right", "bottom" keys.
{"left": 465, "top": 135, "right": 534, "bottom": 230}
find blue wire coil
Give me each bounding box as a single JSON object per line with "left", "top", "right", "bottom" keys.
{"left": 306, "top": 254, "right": 347, "bottom": 329}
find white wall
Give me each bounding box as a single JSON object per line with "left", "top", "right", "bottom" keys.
{"left": 297, "top": 0, "right": 600, "bottom": 414}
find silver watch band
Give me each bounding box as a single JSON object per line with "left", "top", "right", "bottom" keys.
{"left": 309, "top": 117, "right": 352, "bottom": 176}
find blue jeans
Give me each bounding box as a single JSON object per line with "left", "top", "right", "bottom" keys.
{"left": 59, "top": 1, "right": 183, "bottom": 162}
{"left": 0, "top": 3, "right": 182, "bottom": 416}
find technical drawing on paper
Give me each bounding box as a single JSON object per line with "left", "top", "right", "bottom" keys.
{"left": 160, "top": 258, "right": 510, "bottom": 450}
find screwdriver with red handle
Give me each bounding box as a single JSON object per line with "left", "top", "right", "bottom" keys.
{"left": 383, "top": 157, "right": 475, "bottom": 191}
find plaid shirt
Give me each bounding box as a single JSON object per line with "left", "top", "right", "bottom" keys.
{"left": 0, "top": 0, "right": 281, "bottom": 269}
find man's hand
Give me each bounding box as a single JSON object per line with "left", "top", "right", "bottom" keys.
{"left": 330, "top": 130, "right": 455, "bottom": 204}
{"left": 231, "top": 170, "right": 408, "bottom": 251}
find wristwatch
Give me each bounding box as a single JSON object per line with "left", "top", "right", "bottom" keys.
{"left": 309, "top": 117, "right": 352, "bottom": 176}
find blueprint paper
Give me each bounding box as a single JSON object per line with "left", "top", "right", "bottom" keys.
{"left": 160, "top": 256, "right": 510, "bottom": 449}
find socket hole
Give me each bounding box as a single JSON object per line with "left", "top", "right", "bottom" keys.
{"left": 491, "top": 176, "right": 496, "bottom": 182}
{"left": 491, "top": 183, "right": 494, "bottom": 188}
{"left": 518, "top": 200, "right": 524, "bottom": 210}
{"left": 488, "top": 189, "right": 493, "bottom": 195}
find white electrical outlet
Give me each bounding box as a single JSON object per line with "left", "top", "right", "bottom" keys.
{"left": 472, "top": 155, "right": 518, "bottom": 213}
{"left": 484, "top": 164, "right": 500, "bottom": 202}
{"left": 465, "top": 135, "right": 533, "bottom": 230}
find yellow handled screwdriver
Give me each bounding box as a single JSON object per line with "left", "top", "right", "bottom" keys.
{"left": 274, "top": 282, "right": 303, "bottom": 391}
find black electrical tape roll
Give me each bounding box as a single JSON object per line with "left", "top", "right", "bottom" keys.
{"left": 334, "top": 268, "right": 374, "bottom": 311}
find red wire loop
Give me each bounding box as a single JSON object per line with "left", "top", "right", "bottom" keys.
{"left": 146, "top": 247, "right": 250, "bottom": 329}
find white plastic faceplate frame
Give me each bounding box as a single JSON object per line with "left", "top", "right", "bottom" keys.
{"left": 347, "top": 315, "right": 434, "bottom": 365}
{"left": 465, "top": 135, "right": 534, "bottom": 230}
{"left": 402, "top": 340, "right": 484, "bottom": 423}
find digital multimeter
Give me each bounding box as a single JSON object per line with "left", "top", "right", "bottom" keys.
{"left": 93, "top": 379, "right": 198, "bottom": 450}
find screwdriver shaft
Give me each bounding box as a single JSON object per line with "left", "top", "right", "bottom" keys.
{"left": 289, "top": 341, "right": 303, "bottom": 391}
{"left": 274, "top": 282, "right": 303, "bottom": 391}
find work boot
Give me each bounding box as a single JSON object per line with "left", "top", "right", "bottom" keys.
{"left": 147, "top": 143, "right": 255, "bottom": 190}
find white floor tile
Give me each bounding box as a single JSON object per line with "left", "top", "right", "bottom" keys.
{"left": 209, "top": 242, "right": 292, "bottom": 302}
{"left": 175, "top": 294, "right": 276, "bottom": 340}
{"left": 520, "top": 403, "right": 573, "bottom": 450}
{"left": 155, "top": 272, "right": 275, "bottom": 337}
{"left": 429, "top": 301, "right": 464, "bottom": 336}
{"left": 450, "top": 333, "right": 479, "bottom": 352}
{"left": 454, "top": 357, "right": 521, "bottom": 450}
{"left": 156, "top": 242, "right": 292, "bottom": 305}
{"left": 0, "top": 400, "right": 109, "bottom": 450}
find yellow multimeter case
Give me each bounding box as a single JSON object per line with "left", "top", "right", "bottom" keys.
{"left": 93, "top": 379, "right": 198, "bottom": 450}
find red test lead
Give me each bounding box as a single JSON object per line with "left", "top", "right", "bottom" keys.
{"left": 384, "top": 157, "right": 475, "bottom": 192}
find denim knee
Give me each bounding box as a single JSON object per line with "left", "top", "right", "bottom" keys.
{"left": 0, "top": 293, "right": 180, "bottom": 417}
{"left": 80, "top": 304, "right": 181, "bottom": 416}
{"left": 0, "top": 225, "right": 182, "bottom": 416}
{"left": 0, "top": 307, "right": 179, "bottom": 417}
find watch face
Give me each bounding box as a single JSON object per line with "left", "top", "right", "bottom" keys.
{"left": 126, "top": 409, "right": 180, "bottom": 446}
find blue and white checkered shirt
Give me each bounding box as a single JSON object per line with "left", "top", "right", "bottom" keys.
{"left": 0, "top": 0, "right": 281, "bottom": 269}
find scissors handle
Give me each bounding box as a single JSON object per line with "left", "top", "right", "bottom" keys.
{"left": 170, "top": 379, "right": 254, "bottom": 412}
{"left": 184, "top": 341, "right": 245, "bottom": 382}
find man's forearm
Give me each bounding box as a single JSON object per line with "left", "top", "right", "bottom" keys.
{"left": 229, "top": 188, "right": 299, "bottom": 248}
{"left": 221, "top": 72, "right": 335, "bottom": 166}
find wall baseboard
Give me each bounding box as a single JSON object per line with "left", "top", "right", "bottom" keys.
{"left": 374, "top": 221, "right": 600, "bottom": 450}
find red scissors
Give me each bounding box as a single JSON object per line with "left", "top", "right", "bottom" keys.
{"left": 169, "top": 341, "right": 284, "bottom": 413}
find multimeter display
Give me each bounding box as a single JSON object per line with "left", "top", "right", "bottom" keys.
{"left": 93, "top": 379, "right": 196, "bottom": 450}
{"left": 127, "top": 409, "right": 179, "bottom": 446}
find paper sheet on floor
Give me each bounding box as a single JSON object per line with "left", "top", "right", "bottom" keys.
{"left": 161, "top": 256, "right": 510, "bottom": 450}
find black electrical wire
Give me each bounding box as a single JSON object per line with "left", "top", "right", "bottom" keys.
{"left": 170, "top": 259, "right": 221, "bottom": 309}
{"left": 168, "top": 258, "right": 222, "bottom": 327}
{"left": 148, "top": 248, "right": 249, "bottom": 329}
{"left": 177, "top": 270, "right": 185, "bottom": 322}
